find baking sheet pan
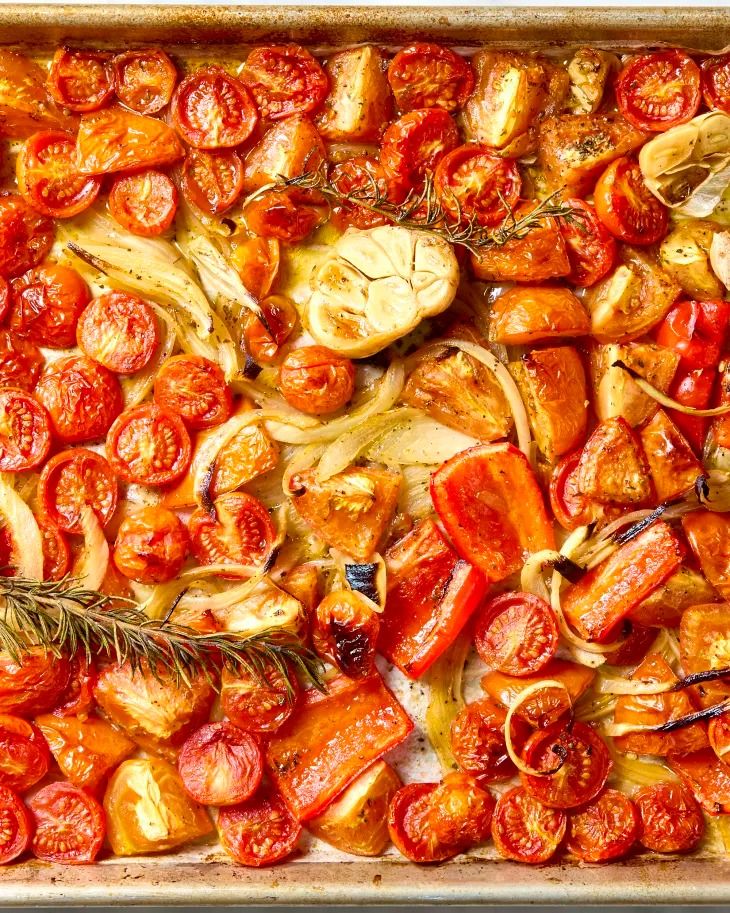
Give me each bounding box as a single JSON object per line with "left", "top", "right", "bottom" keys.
{"left": 2, "top": 5, "right": 730, "bottom": 904}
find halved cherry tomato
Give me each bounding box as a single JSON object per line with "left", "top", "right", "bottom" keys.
{"left": 38, "top": 448, "right": 118, "bottom": 533}
{"left": 172, "top": 66, "right": 258, "bottom": 149}
{"left": 488, "top": 286, "right": 590, "bottom": 345}
{"left": 0, "top": 331, "right": 43, "bottom": 392}
{"left": 29, "top": 782, "right": 105, "bottom": 864}
{"left": 154, "top": 354, "right": 232, "bottom": 430}
{"left": 380, "top": 108, "right": 459, "bottom": 191}
{"left": 182, "top": 149, "right": 244, "bottom": 215}
{"left": 559, "top": 198, "right": 617, "bottom": 287}
{"left": 550, "top": 451, "right": 599, "bottom": 531}
{"left": 388, "top": 43, "right": 474, "bottom": 113}
{"left": 0, "top": 648, "right": 71, "bottom": 716}
{"left": 10, "top": 263, "right": 90, "bottom": 349}
{"left": 491, "top": 787, "right": 567, "bottom": 864}
{"left": 106, "top": 403, "right": 192, "bottom": 486}
{"left": 221, "top": 661, "right": 299, "bottom": 734}
{"left": 656, "top": 298, "right": 729, "bottom": 370}
{"left": 16, "top": 131, "right": 101, "bottom": 219}
{"left": 279, "top": 345, "right": 355, "bottom": 415}
{"left": 0, "top": 192, "right": 54, "bottom": 280}
{"left": 451, "top": 696, "right": 527, "bottom": 783}
{"left": 474, "top": 592, "right": 558, "bottom": 678}
{"left": 0, "top": 714, "right": 50, "bottom": 793}
{"left": 635, "top": 782, "right": 705, "bottom": 853}
{"left": 108, "top": 169, "right": 178, "bottom": 237}
{"left": 35, "top": 355, "right": 122, "bottom": 444}
{"left": 77, "top": 290, "right": 159, "bottom": 375}
{"left": 313, "top": 590, "right": 380, "bottom": 678}
{"left": 387, "top": 783, "right": 457, "bottom": 863}
{"left": 594, "top": 157, "right": 668, "bottom": 245}
{"left": 188, "top": 491, "right": 275, "bottom": 568}
{"left": 0, "top": 49, "right": 76, "bottom": 138}
{"left": 701, "top": 54, "right": 730, "bottom": 114}
{"left": 577, "top": 415, "right": 654, "bottom": 505}
{"left": 244, "top": 188, "right": 327, "bottom": 243}
{"left": 567, "top": 789, "right": 639, "bottom": 862}
{"left": 53, "top": 655, "right": 96, "bottom": 718}
{"left": 38, "top": 520, "right": 71, "bottom": 582}
{"left": 47, "top": 48, "right": 114, "bottom": 113}
{"left": 218, "top": 788, "right": 301, "bottom": 867}
{"left": 0, "top": 786, "right": 32, "bottom": 865}
{"left": 329, "top": 157, "right": 390, "bottom": 231}
{"left": 434, "top": 144, "right": 521, "bottom": 227}
{"left": 243, "top": 294, "right": 297, "bottom": 364}
{"left": 240, "top": 44, "right": 328, "bottom": 120}
{"left": 113, "top": 49, "right": 177, "bottom": 114}
{"left": 0, "top": 389, "right": 51, "bottom": 472}
{"left": 231, "top": 236, "right": 280, "bottom": 300}
{"left": 113, "top": 506, "right": 189, "bottom": 584}
{"left": 669, "top": 749, "right": 730, "bottom": 815}
{"left": 667, "top": 366, "right": 714, "bottom": 454}
{"left": 178, "top": 721, "right": 263, "bottom": 807}
{"left": 616, "top": 50, "right": 701, "bottom": 132}
{"left": 521, "top": 721, "right": 611, "bottom": 810}
{"left": 431, "top": 443, "right": 555, "bottom": 583}
{"left": 76, "top": 107, "right": 184, "bottom": 175}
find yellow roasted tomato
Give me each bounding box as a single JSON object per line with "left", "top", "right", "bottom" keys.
{"left": 489, "top": 287, "right": 591, "bottom": 346}
{"left": 315, "top": 46, "right": 393, "bottom": 141}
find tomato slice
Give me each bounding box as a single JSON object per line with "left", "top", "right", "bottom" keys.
{"left": 38, "top": 519, "right": 71, "bottom": 581}
{"left": 387, "top": 43, "right": 474, "bottom": 113}
{"left": 567, "top": 789, "right": 639, "bottom": 863}
{"left": 35, "top": 355, "right": 122, "bottom": 444}
{"left": 108, "top": 169, "right": 178, "bottom": 237}
{"left": 380, "top": 108, "right": 459, "bottom": 191}
{"left": 77, "top": 290, "right": 159, "bottom": 374}
{"left": 29, "top": 782, "right": 105, "bottom": 864}
{"left": 0, "top": 714, "right": 50, "bottom": 793}
{"left": 450, "top": 696, "right": 527, "bottom": 783}
{"left": 47, "top": 48, "right": 114, "bottom": 113}
{"left": 113, "top": 49, "right": 177, "bottom": 115}
{"left": 243, "top": 294, "right": 296, "bottom": 364}
{"left": 329, "top": 156, "right": 391, "bottom": 231}
{"left": 0, "top": 648, "right": 71, "bottom": 716}
{"left": 669, "top": 749, "right": 730, "bottom": 815}
{"left": 550, "top": 451, "right": 599, "bottom": 531}
{"left": 38, "top": 448, "right": 118, "bottom": 533}
{"left": 474, "top": 592, "right": 559, "bottom": 678}
{"left": 434, "top": 144, "right": 521, "bottom": 227}
{"left": 639, "top": 408, "right": 702, "bottom": 501}
{"left": 0, "top": 389, "right": 51, "bottom": 472}
{"left": 240, "top": 44, "right": 328, "bottom": 120}
{"left": 635, "top": 782, "right": 705, "bottom": 853}
{"left": 312, "top": 590, "right": 380, "bottom": 678}
{"left": 172, "top": 66, "right": 258, "bottom": 149}
{"left": 188, "top": 491, "right": 275, "bottom": 568}
{"left": 10, "top": 263, "right": 90, "bottom": 349}
{"left": 656, "top": 298, "right": 729, "bottom": 370}
{"left": 430, "top": 443, "right": 555, "bottom": 583}
{"left": 76, "top": 107, "right": 184, "bottom": 175}
{"left": 241, "top": 115, "right": 326, "bottom": 193}
{"left": 616, "top": 50, "right": 701, "bottom": 132}
{"left": 576, "top": 415, "right": 654, "bottom": 505}
{"left": 107, "top": 403, "right": 192, "bottom": 486}
{"left": 387, "top": 783, "right": 456, "bottom": 863}
{"left": 113, "top": 506, "right": 189, "bottom": 584}
{"left": 0, "top": 192, "right": 54, "bottom": 280}
{"left": 594, "top": 156, "right": 668, "bottom": 245}
{"left": 221, "top": 661, "right": 299, "bottom": 734}
{"left": 279, "top": 345, "right": 355, "bottom": 415}
{"left": 489, "top": 286, "right": 590, "bottom": 345}
{"left": 0, "top": 330, "right": 43, "bottom": 392}
{"left": 701, "top": 54, "right": 730, "bottom": 115}
{"left": 182, "top": 149, "right": 244, "bottom": 215}
{"left": 218, "top": 788, "right": 301, "bottom": 867}
{"left": 244, "top": 188, "right": 327, "bottom": 243}
{"left": 53, "top": 654, "right": 96, "bottom": 717}
{"left": 178, "top": 721, "right": 263, "bottom": 807}
{"left": 559, "top": 198, "right": 617, "bottom": 287}
{"left": 491, "top": 787, "right": 567, "bottom": 864}
{"left": 0, "top": 786, "right": 33, "bottom": 864}
{"left": 154, "top": 354, "right": 232, "bottom": 430}
{"left": 16, "top": 131, "right": 101, "bottom": 219}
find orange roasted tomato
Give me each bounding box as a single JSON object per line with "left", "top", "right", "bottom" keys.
{"left": 576, "top": 415, "right": 654, "bottom": 505}
{"left": 387, "top": 43, "right": 474, "bottom": 113}
{"left": 434, "top": 144, "right": 521, "bottom": 227}
{"left": 278, "top": 346, "right": 355, "bottom": 415}
{"left": 16, "top": 131, "right": 101, "bottom": 219}
{"left": 154, "top": 354, "right": 233, "bottom": 430}
{"left": 312, "top": 589, "right": 381, "bottom": 678}
{"left": 181, "top": 149, "right": 244, "bottom": 215}
{"left": 188, "top": 491, "right": 276, "bottom": 569}
{"left": 701, "top": 54, "right": 730, "bottom": 115}
{"left": 0, "top": 388, "right": 52, "bottom": 472}
{"left": 221, "top": 661, "right": 299, "bottom": 734}
{"left": 0, "top": 49, "right": 76, "bottom": 137}
{"left": 380, "top": 108, "right": 459, "bottom": 192}
{"left": 0, "top": 714, "right": 50, "bottom": 793}
{"left": 113, "top": 507, "right": 189, "bottom": 584}
{"left": 241, "top": 115, "right": 325, "bottom": 192}
{"left": 108, "top": 169, "right": 178, "bottom": 236}
{"left": 218, "top": 788, "right": 301, "bottom": 867}
{"left": 488, "top": 286, "right": 591, "bottom": 346}
{"left": 450, "top": 697, "right": 528, "bottom": 783}
{"left": 559, "top": 198, "right": 617, "bottom": 287}
{"left": 0, "top": 330, "right": 43, "bottom": 392}
{"left": 29, "top": 782, "right": 106, "bottom": 864}
{"left": 76, "top": 290, "right": 159, "bottom": 374}
{"left": 0, "top": 648, "right": 71, "bottom": 716}
{"left": 178, "top": 721, "right": 263, "bottom": 807}
{"left": 47, "top": 48, "right": 114, "bottom": 112}
{"left": 594, "top": 157, "right": 668, "bottom": 245}
{"left": 240, "top": 44, "right": 328, "bottom": 120}
{"left": 10, "top": 263, "right": 90, "bottom": 349}
{"left": 112, "top": 49, "right": 177, "bottom": 115}
{"left": 38, "top": 519, "right": 72, "bottom": 582}
{"left": 106, "top": 404, "right": 192, "bottom": 486}
{"left": 0, "top": 192, "right": 54, "bottom": 280}
{"left": 329, "top": 157, "right": 391, "bottom": 231}
{"left": 172, "top": 66, "right": 258, "bottom": 149}
{"left": 38, "top": 448, "right": 118, "bottom": 533}
{"left": 243, "top": 294, "right": 297, "bottom": 364}
{"left": 566, "top": 790, "right": 639, "bottom": 863}
{"left": 243, "top": 187, "right": 328, "bottom": 243}
{"left": 635, "top": 783, "right": 705, "bottom": 853}
{"left": 682, "top": 512, "right": 730, "bottom": 600}
{"left": 231, "top": 236, "right": 280, "bottom": 300}
{"left": 76, "top": 106, "right": 184, "bottom": 175}
{"left": 491, "top": 787, "right": 567, "bottom": 864}
{"left": 474, "top": 592, "right": 559, "bottom": 678}
{"left": 616, "top": 51, "right": 701, "bottom": 132}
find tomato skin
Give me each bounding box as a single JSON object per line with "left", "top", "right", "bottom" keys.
{"left": 244, "top": 188, "right": 327, "bottom": 243}
{"left": 232, "top": 237, "right": 280, "bottom": 301}
{"left": 709, "top": 712, "right": 730, "bottom": 762}
{"left": 0, "top": 648, "right": 71, "bottom": 716}
{"left": 16, "top": 131, "right": 101, "bottom": 219}
{"left": 550, "top": 451, "right": 599, "bottom": 531}
{"left": 243, "top": 294, "right": 296, "bottom": 364}
{"left": 0, "top": 279, "right": 7, "bottom": 322}
{"left": 38, "top": 520, "right": 71, "bottom": 582}
{"left": 380, "top": 108, "right": 460, "bottom": 190}
{"left": 37, "top": 448, "right": 118, "bottom": 534}
{"left": 53, "top": 654, "right": 96, "bottom": 717}
{"left": 10, "top": 263, "right": 90, "bottom": 349}
{"left": 113, "top": 49, "right": 177, "bottom": 115}
{"left": 329, "top": 157, "right": 391, "bottom": 231}
{"left": 222, "top": 662, "right": 299, "bottom": 734}
{"left": 616, "top": 51, "right": 701, "bottom": 133}
{"left": 241, "top": 115, "right": 326, "bottom": 193}
{"left": 108, "top": 169, "right": 178, "bottom": 237}
{"left": 48, "top": 48, "right": 114, "bottom": 113}
{"left": 669, "top": 748, "right": 730, "bottom": 815}
{"left": 29, "top": 782, "right": 105, "bottom": 864}
{"left": 434, "top": 144, "right": 521, "bottom": 227}
{"left": 387, "top": 783, "right": 457, "bottom": 863}
{"left": 172, "top": 66, "right": 258, "bottom": 149}
{"left": 388, "top": 43, "right": 474, "bottom": 113}
{"left": 0, "top": 192, "right": 54, "bottom": 280}
{"left": 450, "top": 696, "right": 526, "bottom": 783}
{"left": 35, "top": 355, "right": 122, "bottom": 444}
{"left": 576, "top": 415, "right": 654, "bottom": 506}
{"left": 76, "top": 107, "right": 184, "bottom": 175}
{"left": 559, "top": 198, "right": 617, "bottom": 287}
{"left": 682, "top": 515, "right": 730, "bottom": 604}
{"left": 278, "top": 346, "right": 355, "bottom": 415}
{"left": 701, "top": 54, "right": 730, "bottom": 114}
{"left": 77, "top": 290, "right": 159, "bottom": 375}
{"left": 474, "top": 593, "right": 559, "bottom": 678}
{"left": 656, "top": 298, "right": 729, "bottom": 370}
{"left": 154, "top": 354, "right": 232, "bottom": 430}
{"left": 635, "top": 782, "right": 705, "bottom": 853}
{"left": 218, "top": 789, "right": 301, "bottom": 867}
{"left": 188, "top": 491, "right": 275, "bottom": 569}
{"left": 240, "top": 44, "right": 328, "bottom": 121}
{"left": 106, "top": 404, "right": 192, "bottom": 486}
{"left": 594, "top": 157, "right": 668, "bottom": 245}
{"left": 638, "top": 407, "right": 702, "bottom": 501}
{"left": 0, "top": 786, "right": 32, "bottom": 865}
{"left": 667, "top": 366, "right": 714, "bottom": 454}
{"left": 0, "top": 331, "right": 43, "bottom": 392}
{"left": 0, "top": 49, "right": 76, "bottom": 138}
{"left": 491, "top": 787, "right": 567, "bottom": 864}
{"left": 0, "top": 715, "right": 50, "bottom": 793}
{"left": 113, "top": 507, "right": 189, "bottom": 584}
{"left": 312, "top": 590, "right": 380, "bottom": 678}
{"left": 178, "top": 721, "right": 263, "bottom": 807}
{"left": 488, "top": 286, "right": 590, "bottom": 346}
{"left": 0, "top": 389, "right": 51, "bottom": 472}
{"left": 182, "top": 149, "right": 244, "bottom": 216}
{"left": 567, "top": 790, "right": 639, "bottom": 863}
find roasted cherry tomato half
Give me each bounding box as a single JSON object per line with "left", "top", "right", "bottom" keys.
{"left": 0, "top": 331, "right": 43, "bottom": 392}
{"left": 188, "top": 491, "right": 276, "bottom": 569}
{"left": 29, "top": 782, "right": 105, "bottom": 864}
{"left": 0, "top": 388, "right": 51, "bottom": 472}
{"left": 178, "top": 721, "right": 263, "bottom": 807}
{"left": 77, "top": 290, "right": 159, "bottom": 375}
{"left": 709, "top": 712, "right": 730, "bottom": 763}
{"left": 106, "top": 403, "right": 192, "bottom": 486}
{"left": 0, "top": 714, "right": 50, "bottom": 793}
{"left": 616, "top": 50, "right": 701, "bottom": 132}
{"left": 491, "top": 787, "right": 567, "bottom": 864}
{"left": 181, "top": 148, "right": 244, "bottom": 215}
{"left": 0, "top": 786, "right": 33, "bottom": 865}
{"left": 108, "top": 169, "right": 178, "bottom": 237}
{"left": 231, "top": 236, "right": 280, "bottom": 300}
{"left": 387, "top": 782, "right": 458, "bottom": 863}
{"left": 243, "top": 294, "right": 297, "bottom": 364}
{"left": 244, "top": 188, "right": 327, "bottom": 243}
{"left": 113, "top": 48, "right": 177, "bottom": 115}
{"left": 221, "top": 661, "right": 299, "bottom": 734}
{"left": 10, "top": 263, "right": 90, "bottom": 349}
{"left": 52, "top": 654, "right": 96, "bottom": 718}
{"left": 0, "top": 648, "right": 71, "bottom": 717}
{"left": 450, "top": 696, "right": 527, "bottom": 783}
{"left": 154, "top": 354, "right": 233, "bottom": 430}
{"left": 559, "top": 198, "right": 617, "bottom": 287}
{"left": 16, "top": 131, "right": 101, "bottom": 219}
{"left": 594, "top": 156, "right": 668, "bottom": 245}
{"left": 47, "top": 47, "right": 115, "bottom": 112}
{"left": 217, "top": 789, "right": 301, "bottom": 867}
{"left": 329, "top": 157, "right": 391, "bottom": 231}
{"left": 380, "top": 108, "right": 460, "bottom": 191}
{"left": 240, "top": 44, "right": 329, "bottom": 120}
{"left": 434, "top": 144, "right": 521, "bottom": 227}
{"left": 0, "top": 192, "right": 55, "bottom": 280}
{"left": 701, "top": 53, "right": 730, "bottom": 115}
{"left": 549, "top": 450, "right": 598, "bottom": 531}
{"left": 38, "top": 520, "right": 71, "bottom": 582}
{"left": 313, "top": 590, "right": 380, "bottom": 678}
{"left": 566, "top": 789, "right": 639, "bottom": 863}
{"left": 278, "top": 345, "right": 355, "bottom": 415}
{"left": 635, "top": 782, "right": 705, "bottom": 853}
{"left": 387, "top": 43, "right": 475, "bottom": 113}
{"left": 656, "top": 298, "right": 729, "bottom": 370}
{"left": 38, "top": 448, "right": 118, "bottom": 533}
{"left": 113, "top": 506, "right": 189, "bottom": 584}
{"left": 171, "top": 65, "right": 258, "bottom": 149}
{"left": 425, "top": 772, "right": 495, "bottom": 850}
{"left": 474, "top": 592, "right": 559, "bottom": 678}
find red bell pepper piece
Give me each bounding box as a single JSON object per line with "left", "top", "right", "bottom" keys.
{"left": 666, "top": 366, "right": 715, "bottom": 454}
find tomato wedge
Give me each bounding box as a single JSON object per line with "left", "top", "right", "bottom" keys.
{"left": 388, "top": 43, "right": 474, "bottom": 113}
{"left": 0, "top": 715, "right": 50, "bottom": 793}
{"left": 669, "top": 749, "right": 730, "bottom": 815}
{"left": 635, "top": 782, "right": 704, "bottom": 853}
{"left": 474, "top": 592, "right": 559, "bottom": 677}
{"left": 29, "top": 782, "right": 105, "bottom": 864}
{"left": 701, "top": 54, "right": 730, "bottom": 115}
{"left": 616, "top": 50, "right": 701, "bottom": 132}
{"left": 0, "top": 49, "right": 76, "bottom": 137}
{"left": 576, "top": 415, "right": 653, "bottom": 505}
{"left": 10, "top": 263, "right": 90, "bottom": 349}
{"left": 76, "top": 107, "right": 184, "bottom": 175}
{"left": 431, "top": 443, "right": 555, "bottom": 583}
{"left": 656, "top": 298, "right": 729, "bottom": 370}
{"left": 434, "top": 144, "right": 521, "bottom": 227}
{"left": 182, "top": 149, "right": 244, "bottom": 215}
{"left": 550, "top": 451, "right": 600, "bottom": 531}
{"left": 38, "top": 448, "right": 118, "bottom": 533}
{"left": 667, "top": 365, "right": 714, "bottom": 455}
{"left": 682, "top": 514, "right": 730, "bottom": 602}
{"left": 113, "top": 507, "right": 189, "bottom": 584}
{"left": 154, "top": 354, "right": 232, "bottom": 430}
{"left": 240, "top": 44, "right": 328, "bottom": 120}
{"left": 218, "top": 789, "right": 301, "bottom": 867}
{"left": 594, "top": 156, "right": 668, "bottom": 245}
{"left": 16, "top": 131, "right": 101, "bottom": 219}
{"left": 491, "top": 787, "right": 567, "bottom": 864}
{"left": 188, "top": 491, "right": 275, "bottom": 568}
{"left": 380, "top": 108, "right": 459, "bottom": 191}
{"left": 108, "top": 169, "right": 178, "bottom": 237}
{"left": 178, "top": 722, "right": 263, "bottom": 806}
{"left": 0, "top": 786, "right": 32, "bottom": 865}
{"left": 0, "top": 330, "right": 43, "bottom": 392}
{"left": 172, "top": 66, "right": 258, "bottom": 149}
{"left": 0, "top": 192, "right": 54, "bottom": 280}
{"left": 113, "top": 49, "right": 177, "bottom": 115}
{"left": 559, "top": 198, "right": 617, "bottom": 287}
{"left": 47, "top": 48, "right": 114, "bottom": 113}
{"left": 0, "top": 389, "right": 51, "bottom": 472}
{"left": 77, "top": 290, "right": 159, "bottom": 374}
{"left": 221, "top": 660, "right": 299, "bottom": 734}
{"left": 567, "top": 789, "right": 639, "bottom": 862}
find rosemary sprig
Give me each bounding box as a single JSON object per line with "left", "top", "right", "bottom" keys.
{"left": 0, "top": 574, "right": 325, "bottom": 695}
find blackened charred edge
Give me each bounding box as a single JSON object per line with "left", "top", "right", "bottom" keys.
{"left": 695, "top": 473, "right": 711, "bottom": 504}
{"left": 657, "top": 698, "right": 730, "bottom": 732}
{"left": 611, "top": 359, "right": 640, "bottom": 380}
{"left": 263, "top": 546, "right": 279, "bottom": 575}
{"left": 550, "top": 555, "right": 585, "bottom": 584}
{"left": 613, "top": 503, "right": 668, "bottom": 546}
{"left": 199, "top": 462, "right": 217, "bottom": 519}
{"left": 161, "top": 587, "right": 188, "bottom": 624}
{"left": 243, "top": 354, "right": 263, "bottom": 379}
{"left": 671, "top": 665, "right": 730, "bottom": 692}
{"left": 345, "top": 563, "right": 380, "bottom": 604}
{"left": 67, "top": 241, "right": 108, "bottom": 273}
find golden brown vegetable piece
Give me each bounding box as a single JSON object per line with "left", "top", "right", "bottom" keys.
{"left": 242, "top": 115, "right": 326, "bottom": 192}
{"left": 630, "top": 567, "right": 719, "bottom": 628}
{"left": 312, "top": 589, "right": 380, "bottom": 678}
{"left": 680, "top": 601, "right": 730, "bottom": 707}
{"left": 567, "top": 48, "right": 619, "bottom": 114}
{"left": 576, "top": 416, "right": 653, "bottom": 505}
{"left": 489, "top": 286, "right": 590, "bottom": 346}
{"left": 0, "top": 50, "right": 76, "bottom": 137}
{"left": 659, "top": 220, "right": 725, "bottom": 299}
{"left": 508, "top": 346, "right": 588, "bottom": 464}
{"left": 638, "top": 408, "right": 702, "bottom": 500}
{"left": 307, "top": 760, "right": 401, "bottom": 855}
{"left": 316, "top": 46, "right": 393, "bottom": 142}
{"left": 682, "top": 512, "right": 730, "bottom": 601}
